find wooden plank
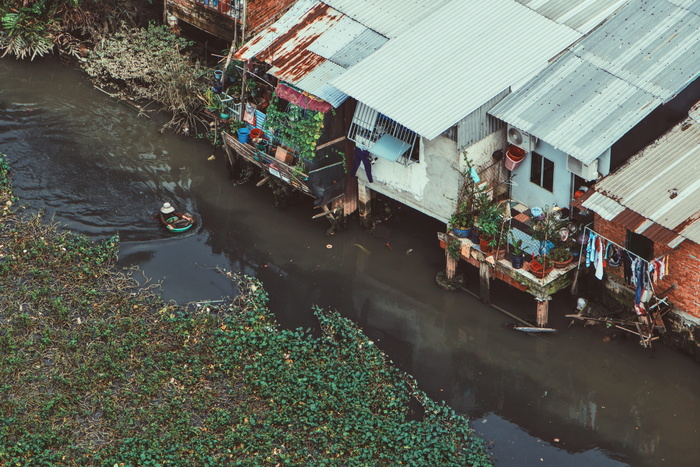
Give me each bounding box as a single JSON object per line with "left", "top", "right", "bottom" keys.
{"left": 315, "top": 136, "right": 346, "bottom": 151}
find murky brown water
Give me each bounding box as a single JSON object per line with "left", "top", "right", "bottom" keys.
{"left": 2, "top": 56, "right": 699, "bottom": 466}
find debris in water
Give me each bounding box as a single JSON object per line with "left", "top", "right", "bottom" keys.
{"left": 326, "top": 244, "right": 332, "bottom": 249}
{"left": 385, "top": 242, "right": 392, "bottom": 250}
{"left": 207, "top": 155, "right": 215, "bottom": 161}
{"left": 353, "top": 243, "right": 370, "bottom": 254}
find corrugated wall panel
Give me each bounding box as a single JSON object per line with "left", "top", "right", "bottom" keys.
{"left": 456, "top": 88, "right": 510, "bottom": 149}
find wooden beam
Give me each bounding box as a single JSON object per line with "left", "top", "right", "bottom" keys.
{"left": 315, "top": 136, "right": 347, "bottom": 151}
{"left": 536, "top": 298, "right": 549, "bottom": 327}
{"left": 256, "top": 176, "right": 270, "bottom": 187}
{"left": 479, "top": 262, "right": 491, "bottom": 305}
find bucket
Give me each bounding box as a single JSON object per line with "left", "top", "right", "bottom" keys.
{"left": 214, "top": 70, "right": 224, "bottom": 82}
{"left": 237, "top": 128, "right": 250, "bottom": 143}
{"left": 250, "top": 128, "right": 264, "bottom": 140}
{"left": 504, "top": 145, "right": 526, "bottom": 171}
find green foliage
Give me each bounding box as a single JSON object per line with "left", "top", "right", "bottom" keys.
{"left": 447, "top": 237, "right": 462, "bottom": 260}
{"left": 451, "top": 153, "right": 489, "bottom": 230}
{"left": 0, "top": 158, "right": 493, "bottom": 466}
{"left": 509, "top": 235, "right": 525, "bottom": 257}
{"left": 0, "top": 5, "right": 55, "bottom": 60}
{"left": 82, "top": 22, "right": 210, "bottom": 134}
{"left": 263, "top": 96, "right": 325, "bottom": 163}
{"left": 548, "top": 246, "right": 572, "bottom": 263}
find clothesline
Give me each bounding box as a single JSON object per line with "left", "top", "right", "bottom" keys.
{"left": 583, "top": 226, "right": 668, "bottom": 266}
{"left": 584, "top": 226, "right": 670, "bottom": 307}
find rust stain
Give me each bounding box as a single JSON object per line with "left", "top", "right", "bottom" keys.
{"left": 250, "top": 3, "right": 342, "bottom": 81}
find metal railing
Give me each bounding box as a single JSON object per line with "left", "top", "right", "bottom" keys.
{"left": 196, "top": 0, "right": 243, "bottom": 19}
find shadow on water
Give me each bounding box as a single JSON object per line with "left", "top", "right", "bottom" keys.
{"left": 2, "top": 56, "right": 699, "bottom": 466}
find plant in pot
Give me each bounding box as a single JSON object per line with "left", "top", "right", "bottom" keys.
{"left": 509, "top": 235, "right": 526, "bottom": 269}
{"left": 449, "top": 206, "right": 474, "bottom": 238}
{"left": 449, "top": 153, "right": 489, "bottom": 240}
{"left": 530, "top": 207, "right": 565, "bottom": 255}
{"left": 530, "top": 255, "right": 553, "bottom": 278}
{"left": 549, "top": 246, "right": 573, "bottom": 269}
{"left": 476, "top": 194, "right": 504, "bottom": 254}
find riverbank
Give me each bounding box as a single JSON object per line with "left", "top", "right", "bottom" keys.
{"left": 0, "top": 153, "right": 492, "bottom": 464}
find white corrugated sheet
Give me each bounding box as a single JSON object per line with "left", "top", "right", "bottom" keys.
{"left": 515, "top": 0, "right": 631, "bottom": 33}
{"left": 331, "top": 0, "right": 581, "bottom": 140}
{"left": 489, "top": 53, "right": 662, "bottom": 165}
{"left": 593, "top": 116, "right": 700, "bottom": 244}
{"left": 582, "top": 192, "right": 626, "bottom": 220}
{"left": 489, "top": 0, "right": 700, "bottom": 164}
{"left": 322, "top": 0, "right": 452, "bottom": 39}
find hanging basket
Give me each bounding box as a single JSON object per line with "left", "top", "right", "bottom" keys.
{"left": 504, "top": 145, "right": 526, "bottom": 171}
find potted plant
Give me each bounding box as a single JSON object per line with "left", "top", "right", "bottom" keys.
{"left": 530, "top": 255, "right": 553, "bottom": 278}
{"left": 530, "top": 207, "right": 565, "bottom": 255}
{"left": 549, "top": 246, "right": 573, "bottom": 269}
{"left": 509, "top": 235, "right": 526, "bottom": 269}
{"left": 449, "top": 154, "right": 488, "bottom": 240}
{"left": 476, "top": 194, "right": 504, "bottom": 254}
{"left": 449, "top": 205, "right": 474, "bottom": 238}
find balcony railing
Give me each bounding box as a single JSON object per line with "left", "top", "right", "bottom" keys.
{"left": 196, "top": 0, "right": 243, "bottom": 19}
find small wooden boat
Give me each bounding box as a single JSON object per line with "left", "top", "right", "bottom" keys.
{"left": 159, "top": 210, "right": 195, "bottom": 233}
{"left": 513, "top": 326, "right": 557, "bottom": 333}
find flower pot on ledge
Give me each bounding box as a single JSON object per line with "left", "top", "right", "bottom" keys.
{"left": 530, "top": 257, "right": 553, "bottom": 278}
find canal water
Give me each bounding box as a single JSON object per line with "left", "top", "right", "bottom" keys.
{"left": 2, "top": 57, "right": 699, "bottom": 466}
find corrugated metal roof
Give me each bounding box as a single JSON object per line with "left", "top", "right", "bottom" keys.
{"left": 489, "top": 53, "right": 662, "bottom": 165}
{"left": 322, "top": 0, "right": 452, "bottom": 39}
{"left": 234, "top": 1, "right": 389, "bottom": 108}
{"left": 592, "top": 114, "right": 700, "bottom": 245}
{"left": 571, "top": 0, "right": 700, "bottom": 101}
{"left": 489, "top": 0, "right": 700, "bottom": 164}
{"left": 515, "top": 0, "right": 631, "bottom": 33}
{"left": 234, "top": 1, "right": 349, "bottom": 107}
{"left": 246, "top": 0, "right": 299, "bottom": 36}
{"left": 667, "top": 0, "right": 700, "bottom": 15}
{"left": 582, "top": 192, "right": 626, "bottom": 220}
{"left": 331, "top": 0, "right": 581, "bottom": 140}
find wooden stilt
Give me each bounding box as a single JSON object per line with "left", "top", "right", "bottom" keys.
{"left": 446, "top": 254, "right": 458, "bottom": 281}
{"left": 358, "top": 183, "right": 372, "bottom": 229}
{"left": 479, "top": 262, "right": 491, "bottom": 305}
{"left": 536, "top": 297, "right": 549, "bottom": 327}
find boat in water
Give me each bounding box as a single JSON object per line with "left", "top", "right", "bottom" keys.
{"left": 158, "top": 202, "right": 195, "bottom": 233}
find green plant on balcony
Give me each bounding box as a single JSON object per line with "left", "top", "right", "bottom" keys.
{"left": 450, "top": 154, "right": 489, "bottom": 235}
{"left": 262, "top": 96, "right": 325, "bottom": 163}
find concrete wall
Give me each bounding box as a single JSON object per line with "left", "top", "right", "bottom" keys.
{"left": 357, "top": 131, "right": 504, "bottom": 223}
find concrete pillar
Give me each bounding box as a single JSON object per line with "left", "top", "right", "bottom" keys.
{"left": 358, "top": 183, "right": 372, "bottom": 229}
{"left": 536, "top": 297, "right": 550, "bottom": 327}
{"left": 479, "top": 262, "right": 491, "bottom": 305}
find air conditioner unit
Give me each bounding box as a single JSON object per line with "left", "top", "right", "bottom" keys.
{"left": 507, "top": 124, "right": 536, "bottom": 152}
{"left": 567, "top": 155, "right": 599, "bottom": 181}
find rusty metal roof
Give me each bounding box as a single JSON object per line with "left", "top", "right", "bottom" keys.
{"left": 246, "top": 0, "right": 299, "bottom": 36}
{"left": 584, "top": 111, "right": 700, "bottom": 246}
{"left": 235, "top": 0, "right": 387, "bottom": 108}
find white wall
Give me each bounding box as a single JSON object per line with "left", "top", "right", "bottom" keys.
{"left": 356, "top": 131, "right": 503, "bottom": 223}
{"left": 510, "top": 140, "right": 571, "bottom": 210}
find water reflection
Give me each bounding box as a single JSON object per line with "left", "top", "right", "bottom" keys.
{"left": 2, "top": 56, "right": 700, "bottom": 466}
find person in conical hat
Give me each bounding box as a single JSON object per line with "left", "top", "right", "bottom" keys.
{"left": 160, "top": 202, "right": 175, "bottom": 215}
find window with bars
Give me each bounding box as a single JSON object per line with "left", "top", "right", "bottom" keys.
{"left": 347, "top": 102, "right": 419, "bottom": 165}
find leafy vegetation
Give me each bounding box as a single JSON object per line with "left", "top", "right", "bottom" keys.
{"left": 0, "top": 0, "right": 153, "bottom": 60}
{"left": 263, "top": 96, "right": 325, "bottom": 164}
{"left": 82, "top": 22, "right": 210, "bottom": 134}
{"left": 0, "top": 153, "right": 492, "bottom": 465}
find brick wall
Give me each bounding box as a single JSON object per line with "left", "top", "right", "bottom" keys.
{"left": 593, "top": 214, "right": 700, "bottom": 319}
